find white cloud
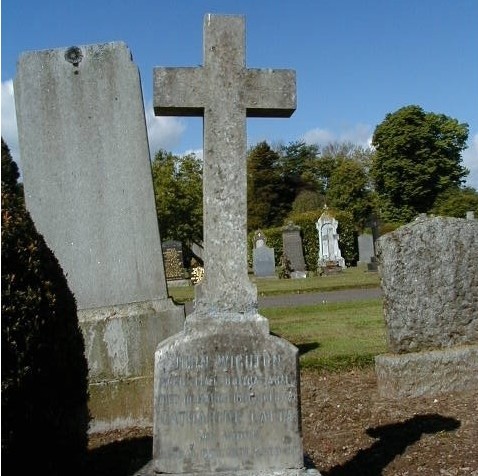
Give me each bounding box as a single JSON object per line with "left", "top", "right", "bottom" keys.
{"left": 182, "top": 148, "right": 203, "bottom": 160}
{"left": 144, "top": 102, "right": 186, "bottom": 156}
{"left": 462, "top": 133, "right": 478, "bottom": 190}
{"left": 302, "top": 123, "right": 373, "bottom": 149}
{"left": 1, "top": 79, "right": 21, "bottom": 168}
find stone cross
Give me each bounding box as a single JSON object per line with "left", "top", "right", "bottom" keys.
{"left": 154, "top": 14, "right": 296, "bottom": 315}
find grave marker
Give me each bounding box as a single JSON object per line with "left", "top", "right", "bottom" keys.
{"left": 14, "top": 42, "right": 185, "bottom": 431}
{"left": 375, "top": 216, "right": 478, "bottom": 398}
{"left": 151, "top": 14, "right": 317, "bottom": 475}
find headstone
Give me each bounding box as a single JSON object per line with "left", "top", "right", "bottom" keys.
{"left": 253, "top": 231, "right": 276, "bottom": 278}
{"left": 467, "top": 211, "right": 475, "bottom": 220}
{"left": 375, "top": 216, "right": 478, "bottom": 398}
{"left": 357, "top": 233, "right": 374, "bottom": 265}
{"left": 14, "top": 42, "right": 185, "bottom": 431}
{"left": 162, "top": 240, "right": 185, "bottom": 280}
{"left": 282, "top": 222, "right": 307, "bottom": 277}
{"left": 150, "top": 14, "right": 318, "bottom": 476}
{"left": 316, "top": 207, "right": 345, "bottom": 273}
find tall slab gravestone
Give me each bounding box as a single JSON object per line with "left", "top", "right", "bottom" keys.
{"left": 14, "top": 42, "right": 185, "bottom": 432}
{"left": 149, "top": 15, "right": 319, "bottom": 476}
{"left": 375, "top": 216, "right": 478, "bottom": 398}
{"left": 282, "top": 222, "right": 307, "bottom": 278}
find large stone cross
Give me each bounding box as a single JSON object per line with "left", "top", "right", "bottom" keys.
{"left": 154, "top": 14, "right": 296, "bottom": 315}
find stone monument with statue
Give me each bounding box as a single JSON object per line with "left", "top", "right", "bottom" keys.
{"left": 316, "top": 206, "right": 345, "bottom": 273}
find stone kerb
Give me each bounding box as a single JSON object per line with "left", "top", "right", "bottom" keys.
{"left": 375, "top": 216, "right": 478, "bottom": 398}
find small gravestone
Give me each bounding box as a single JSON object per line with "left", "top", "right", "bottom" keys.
{"left": 375, "top": 215, "right": 478, "bottom": 398}
{"left": 282, "top": 222, "right": 307, "bottom": 278}
{"left": 253, "top": 230, "right": 276, "bottom": 278}
{"left": 14, "top": 42, "right": 185, "bottom": 431}
{"left": 358, "top": 233, "right": 374, "bottom": 265}
{"left": 147, "top": 14, "right": 319, "bottom": 476}
{"left": 162, "top": 240, "right": 185, "bottom": 280}
{"left": 316, "top": 207, "right": 345, "bottom": 273}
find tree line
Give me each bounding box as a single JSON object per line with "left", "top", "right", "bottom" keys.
{"left": 152, "top": 105, "right": 477, "bottom": 254}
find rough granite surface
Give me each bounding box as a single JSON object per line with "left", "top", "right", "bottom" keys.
{"left": 376, "top": 216, "right": 478, "bottom": 354}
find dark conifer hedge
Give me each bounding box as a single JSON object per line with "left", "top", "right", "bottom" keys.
{"left": 1, "top": 139, "right": 89, "bottom": 475}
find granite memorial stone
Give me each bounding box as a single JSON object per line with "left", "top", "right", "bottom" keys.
{"left": 375, "top": 216, "right": 478, "bottom": 398}
{"left": 151, "top": 14, "right": 318, "bottom": 476}
{"left": 14, "top": 42, "right": 185, "bottom": 431}
{"left": 282, "top": 222, "right": 306, "bottom": 277}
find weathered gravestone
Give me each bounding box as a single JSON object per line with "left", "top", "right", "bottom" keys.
{"left": 357, "top": 233, "right": 374, "bottom": 265}
{"left": 282, "top": 222, "right": 307, "bottom": 278}
{"left": 253, "top": 230, "right": 276, "bottom": 278}
{"left": 14, "top": 42, "right": 185, "bottom": 432}
{"left": 162, "top": 240, "right": 186, "bottom": 281}
{"left": 148, "top": 14, "right": 319, "bottom": 476}
{"left": 375, "top": 215, "right": 478, "bottom": 398}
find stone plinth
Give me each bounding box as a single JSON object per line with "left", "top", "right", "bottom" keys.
{"left": 153, "top": 316, "right": 304, "bottom": 474}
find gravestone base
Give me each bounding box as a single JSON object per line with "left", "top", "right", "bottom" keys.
{"left": 79, "top": 298, "right": 185, "bottom": 433}
{"left": 152, "top": 313, "right": 309, "bottom": 475}
{"left": 133, "top": 462, "right": 321, "bottom": 476}
{"left": 375, "top": 344, "right": 478, "bottom": 399}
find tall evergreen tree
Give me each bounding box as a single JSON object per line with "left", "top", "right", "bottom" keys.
{"left": 247, "top": 141, "right": 289, "bottom": 231}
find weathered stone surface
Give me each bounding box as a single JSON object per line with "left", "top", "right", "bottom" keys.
{"left": 253, "top": 245, "right": 276, "bottom": 277}
{"left": 357, "top": 233, "right": 374, "bottom": 265}
{"left": 376, "top": 216, "right": 478, "bottom": 354}
{"left": 152, "top": 14, "right": 305, "bottom": 475}
{"left": 153, "top": 317, "right": 304, "bottom": 474}
{"left": 14, "top": 41, "right": 185, "bottom": 431}
{"left": 282, "top": 223, "right": 306, "bottom": 273}
{"left": 375, "top": 345, "right": 478, "bottom": 398}
{"left": 154, "top": 14, "right": 296, "bottom": 315}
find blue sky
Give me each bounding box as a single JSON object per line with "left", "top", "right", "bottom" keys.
{"left": 2, "top": 0, "right": 478, "bottom": 188}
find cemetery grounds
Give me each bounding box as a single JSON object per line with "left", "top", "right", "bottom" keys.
{"left": 87, "top": 268, "right": 478, "bottom": 475}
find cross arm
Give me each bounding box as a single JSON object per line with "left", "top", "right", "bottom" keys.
{"left": 244, "top": 69, "right": 296, "bottom": 118}
{"left": 153, "top": 67, "right": 206, "bottom": 117}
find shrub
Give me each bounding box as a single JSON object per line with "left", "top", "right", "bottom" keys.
{"left": 1, "top": 139, "right": 90, "bottom": 475}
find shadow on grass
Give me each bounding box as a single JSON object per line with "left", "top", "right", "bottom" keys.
{"left": 322, "top": 414, "right": 460, "bottom": 476}
{"left": 296, "top": 342, "right": 321, "bottom": 356}
{"left": 86, "top": 436, "right": 152, "bottom": 476}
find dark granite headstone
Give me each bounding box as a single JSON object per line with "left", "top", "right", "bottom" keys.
{"left": 282, "top": 223, "right": 306, "bottom": 273}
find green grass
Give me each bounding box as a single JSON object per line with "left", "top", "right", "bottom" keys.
{"left": 168, "top": 265, "right": 380, "bottom": 303}
{"left": 167, "top": 267, "right": 385, "bottom": 373}
{"left": 262, "top": 298, "right": 386, "bottom": 372}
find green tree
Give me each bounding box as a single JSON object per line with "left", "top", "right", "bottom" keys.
{"left": 371, "top": 105, "right": 469, "bottom": 222}
{"left": 247, "top": 141, "right": 289, "bottom": 231}
{"left": 151, "top": 150, "right": 203, "bottom": 247}
{"left": 326, "top": 158, "right": 375, "bottom": 229}
{"left": 278, "top": 140, "right": 322, "bottom": 197}
{"left": 432, "top": 186, "right": 478, "bottom": 218}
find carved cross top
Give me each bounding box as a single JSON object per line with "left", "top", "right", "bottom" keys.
{"left": 154, "top": 14, "right": 296, "bottom": 315}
